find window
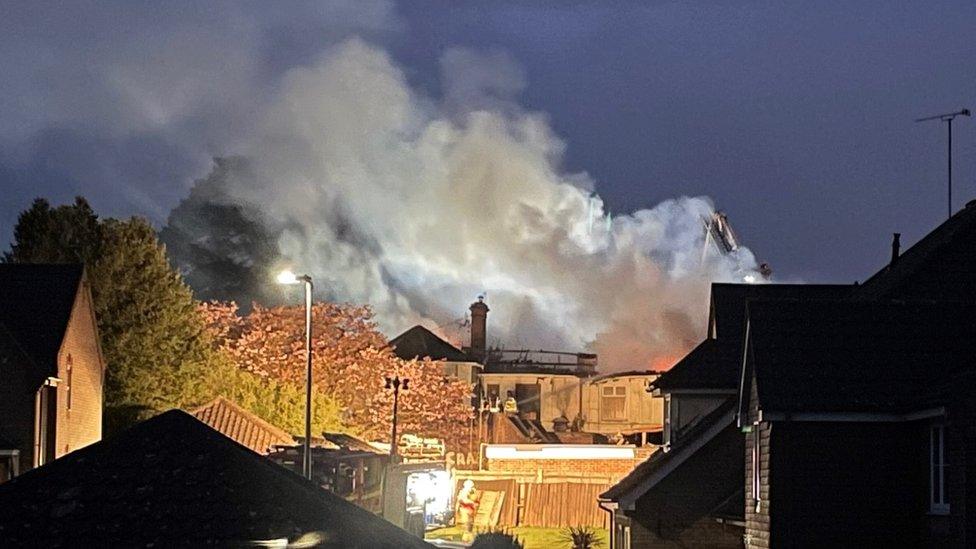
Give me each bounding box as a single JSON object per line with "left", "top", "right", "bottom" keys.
{"left": 751, "top": 423, "right": 761, "bottom": 512}
{"left": 663, "top": 394, "right": 672, "bottom": 448}
{"left": 66, "top": 356, "right": 73, "bottom": 411}
{"left": 930, "top": 424, "right": 949, "bottom": 514}
{"left": 601, "top": 386, "right": 627, "bottom": 421}
{"left": 615, "top": 523, "right": 631, "bottom": 549}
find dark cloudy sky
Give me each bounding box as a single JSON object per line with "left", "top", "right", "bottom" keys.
{"left": 2, "top": 0, "right": 974, "bottom": 283}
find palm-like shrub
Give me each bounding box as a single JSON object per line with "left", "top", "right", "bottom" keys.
{"left": 560, "top": 525, "right": 603, "bottom": 549}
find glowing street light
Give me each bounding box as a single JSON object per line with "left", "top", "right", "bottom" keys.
{"left": 277, "top": 269, "right": 314, "bottom": 480}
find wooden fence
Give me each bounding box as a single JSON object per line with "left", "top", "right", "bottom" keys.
{"left": 453, "top": 475, "right": 610, "bottom": 529}
{"left": 521, "top": 482, "right": 610, "bottom": 528}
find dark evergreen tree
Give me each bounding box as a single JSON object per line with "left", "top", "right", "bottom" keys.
{"left": 5, "top": 198, "right": 218, "bottom": 432}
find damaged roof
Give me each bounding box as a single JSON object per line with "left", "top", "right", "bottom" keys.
{"left": 0, "top": 410, "right": 430, "bottom": 548}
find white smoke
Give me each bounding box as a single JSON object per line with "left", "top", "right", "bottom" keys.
{"left": 210, "top": 38, "right": 760, "bottom": 370}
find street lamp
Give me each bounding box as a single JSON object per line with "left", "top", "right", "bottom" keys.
{"left": 277, "top": 269, "right": 314, "bottom": 480}
{"left": 384, "top": 376, "right": 409, "bottom": 463}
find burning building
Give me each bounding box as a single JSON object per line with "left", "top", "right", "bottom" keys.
{"left": 391, "top": 298, "right": 665, "bottom": 446}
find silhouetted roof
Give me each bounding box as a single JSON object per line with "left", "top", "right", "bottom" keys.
{"left": 856, "top": 200, "right": 976, "bottom": 301}
{"left": 0, "top": 410, "right": 430, "bottom": 548}
{"left": 709, "top": 283, "right": 853, "bottom": 341}
{"left": 744, "top": 300, "right": 976, "bottom": 415}
{"left": 652, "top": 339, "right": 741, "bottom": 392}
{"left": 653, "top": 283, "right": 852, "bottom": 393}
{"left": 191, "top": 396, "right": 295, "bottom": 454}
{"left": 0, "top": 264, "right": 85, "bottom": 390}
{"left": 322, "top": 433, "right": 382, "bottom": 454}
{"left": 601, "top": 400, "right": 738, "bottom": 505}
{"left": 389, "top": 325, "right": 470, "bottom": 362}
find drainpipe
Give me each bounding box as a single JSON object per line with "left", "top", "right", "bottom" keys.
{"left": 598, "top": 501, "right": 616, "bottom": 548}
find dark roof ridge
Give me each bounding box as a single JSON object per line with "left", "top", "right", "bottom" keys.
{"left": 857, "top": 201, "right": 976, "bottom": 297}
{"left": 600, "top": 399, "right": 736, "bottom": 502}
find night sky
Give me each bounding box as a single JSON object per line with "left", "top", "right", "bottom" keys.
{"left": 2, "top": 1, "right": 974, "bottom": 283}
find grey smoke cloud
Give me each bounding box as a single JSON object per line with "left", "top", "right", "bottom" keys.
{"left": 166, "top": 38, "right": 760, "bottom": 370}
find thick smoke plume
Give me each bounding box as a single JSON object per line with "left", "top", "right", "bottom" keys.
{"left": 163, "top": 39, "right": 760, "bottom": 371}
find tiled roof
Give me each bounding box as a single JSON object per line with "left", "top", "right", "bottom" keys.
{"left": 0, "top": 264, "right": 84, "bottom": 389}
{"left": 0, "top": 410, "right": 431, "bottom": 548}
{"left": 191, "top": 396, "right": 295, "bottom": 454}
{"left": 389, "top": 325, "right": 470, "bottom": 362}
{"left": 856, "top": 200, "right": 976, "bottom": 300}
{"left": 745, "top": 299, "right": 976, "bottom": 415}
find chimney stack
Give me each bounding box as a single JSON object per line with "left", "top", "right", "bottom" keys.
{"left": 469, "top": 296, "right": 489, "bottom": 362}
{"left": 890, "top": 233, "right": 901, "bottom": 266}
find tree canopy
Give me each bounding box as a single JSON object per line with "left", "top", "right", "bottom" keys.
{"left": 200, "top": 301, "right": 474, "bottom": 448}
{"left": 6, "top": 197, "right": 473, "bottom": 445}
{"left": 5, "top": 198, "right": 219, "bottom": 431}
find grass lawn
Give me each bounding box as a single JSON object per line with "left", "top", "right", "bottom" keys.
{"left": 426, "top": 526, "right": 609, "bottom": 549}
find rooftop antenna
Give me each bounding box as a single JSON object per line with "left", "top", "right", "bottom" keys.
{"left": 915, "top": 108, "right": 970, "bottom": 219}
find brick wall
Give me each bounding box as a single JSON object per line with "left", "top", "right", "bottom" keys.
{"left": 743, "top": 374, "right": 768, "bottom": 549}
{"left": 56, "top": 277, "right": 104, "bottom": 458}
{"left": 487, "top": 456, "right": 643, "bottom": 480}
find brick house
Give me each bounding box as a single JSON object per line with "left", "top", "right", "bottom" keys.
{"left": 739, "top": 202, "right": 976, "bottom": 548}
{"left": 391, "top": 300, "right": 663, "bottom": 443}
{"left": 739, "top": 300, "right": 976, "bottom": 548}
{"left": 600, "top": 283, "right": 850, "bottom": 548}
{"left": 0, "top": 264, "right": 105, "bottom": 480}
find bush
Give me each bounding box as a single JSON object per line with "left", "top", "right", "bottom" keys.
{"left": 560, "top": 525, "right": 602, "bottom": 549}
{"left": 471, "top": 528, "right": 524, "bottom": 549}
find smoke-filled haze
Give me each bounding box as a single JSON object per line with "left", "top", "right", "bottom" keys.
{"left": 163, "top": 39, "right": 760, "bottom": 370}
{"left": 6, "top": 1, "right": 970, "bottom": 370}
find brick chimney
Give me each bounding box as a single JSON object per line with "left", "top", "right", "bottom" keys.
{"left": 890, "top": 233, "right": 901, "bottom": 266}
{"left": 469, "top": 297, "right": 489, "bottom": 362}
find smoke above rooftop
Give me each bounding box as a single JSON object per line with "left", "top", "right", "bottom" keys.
{"left": 163, "top": 38, "right": 762, "bottom": 371}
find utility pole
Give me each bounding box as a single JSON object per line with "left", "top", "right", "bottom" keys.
{"left": 915, "top": 109, "right": 971, "bottom": 219}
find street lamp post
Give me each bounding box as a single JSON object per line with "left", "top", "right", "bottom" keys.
{"left": 385, "top": 375, "right": 409, "bottom": 463}
{"left": 277, "top": 270, "right": 314, "bottom": 480}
